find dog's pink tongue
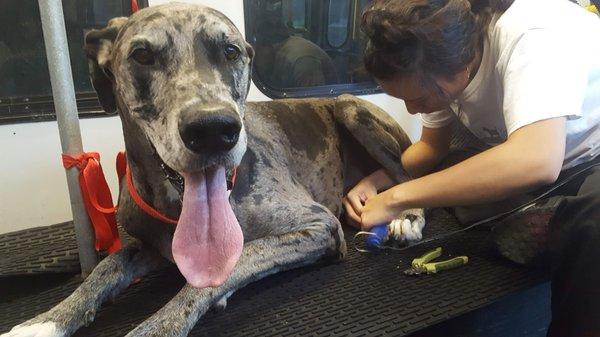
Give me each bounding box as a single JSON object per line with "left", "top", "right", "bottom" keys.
{"left": 172, "top": 167, "right": 243, "bottom": 288}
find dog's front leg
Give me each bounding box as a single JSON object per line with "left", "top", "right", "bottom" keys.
{"left": 126, "top": 220, "right": 343, "bottom": 337}
{"left": 2, "top": 242, "right": 166, "bottom": 337}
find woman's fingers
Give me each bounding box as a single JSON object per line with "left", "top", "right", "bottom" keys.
{"left": 342, "top": 197, "right": 361, "bottom": 228}
{"left": 347, "top": 193, "right": 365, "bottom": 216}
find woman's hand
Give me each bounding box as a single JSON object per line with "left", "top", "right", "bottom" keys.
{"left": 360, "top": 186, "right": 406, "bottom": 230}
{"left": 342, "top": 178, "right": 378, "bottom": 229}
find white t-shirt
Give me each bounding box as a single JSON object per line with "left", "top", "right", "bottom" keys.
{"left": 421, "top": 0, "right": 600, "bottom": 169}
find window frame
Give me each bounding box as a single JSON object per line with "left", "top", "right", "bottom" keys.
{"left": 0, "top": 0, "right": 149, "bottom": 125}
{"left": 243, "top": 0, "right": 381, "bottom": 100}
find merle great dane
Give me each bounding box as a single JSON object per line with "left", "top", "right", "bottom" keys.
{"left": 3, "top": 4, "right": 425, "bottom": 336}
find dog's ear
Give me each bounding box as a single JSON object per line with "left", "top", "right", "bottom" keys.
{"left": 84, "top": 17, "right": 128, "bottom": 114}
{"left": 245, "top": 43, "right": 255, "bottom": 96}
{"left": 245, "top": 44, "right": 255, "bottom": 67}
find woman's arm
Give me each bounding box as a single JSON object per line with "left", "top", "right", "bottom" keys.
{"left": 401, "top": 123, "right": 454, "bottom": 178}
{"left": 360, "top": 117, "right": 566, "bottom": 229}
{"left": 343, "top": 123, "right": 453, "bottom": 227}
{"left": 357, "top": 123, "right": 455, "bottom": 190}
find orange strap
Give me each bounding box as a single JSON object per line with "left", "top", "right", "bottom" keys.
{"left": 62, "top": 153, "right": 122, "bottom": 253}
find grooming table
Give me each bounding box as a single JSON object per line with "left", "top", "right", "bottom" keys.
{"left": 0, "top": 209, "right": 548, "bottom": 336}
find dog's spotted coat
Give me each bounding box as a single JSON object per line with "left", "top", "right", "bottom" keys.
{"left": 2, "top": 4, "right": 424, "bottom": 337}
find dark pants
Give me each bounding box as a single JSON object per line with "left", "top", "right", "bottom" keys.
{"left": 445, "top": 124, "right": 600, "bottom": 335}
{"left": 442, "top": 149, "right": 600, "bottom": 337}
{"left": 545, "top": 164, "right": 600, "bottom": 337}
{"left": 459, "top": 161, "right": 600, "bottom": 337}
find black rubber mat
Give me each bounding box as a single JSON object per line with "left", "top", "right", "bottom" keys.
{"left": 0, "top": 222, "right": 135, "bottom": 277}
{"left": 0, "top": 209, "right": 549, "bottom": 336}
{"left": 0, "top": 222, "right": 80, "bottom": 276}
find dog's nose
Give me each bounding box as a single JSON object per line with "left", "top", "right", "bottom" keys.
{"left": 179, "top": 110, "right": 242, "bottom": 153}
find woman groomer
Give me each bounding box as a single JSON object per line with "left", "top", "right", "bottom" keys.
{"left": 343, "top": 0, "right": 600, "bottom": 335}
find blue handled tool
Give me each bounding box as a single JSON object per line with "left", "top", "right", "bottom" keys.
{"left": 365, "top": 224, "right": 389, "bottom": 251}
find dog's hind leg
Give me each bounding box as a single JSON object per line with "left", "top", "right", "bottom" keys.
{"left": 124, "top": 200, "right": 345, "bottom": 337}
{"left": 2, "top": 241, "right": 167, "bottom": 337}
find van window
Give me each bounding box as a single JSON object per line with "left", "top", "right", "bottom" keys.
{"left": 245, "top": 0, "right": 379, "bottom": 99}
{"left": 327, "top": 0, "right": 351, "bottom": 48}
{"left": 0, "top": 0, "right": 145, "bottom": 124}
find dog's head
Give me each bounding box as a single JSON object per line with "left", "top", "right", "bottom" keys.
{"left": 85, "top": 3, "right": 253, "bottom": 173}
{"left": 85, "top": 4, "right": 254, "bottom": 288}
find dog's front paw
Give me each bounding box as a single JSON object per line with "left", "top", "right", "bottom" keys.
{"left": 389, "top": 209, "right": 426, "bottom": 243}
{"left": 1, "top": 322, "right": 65, "bottom": 337}
{"left": 213, "top": 291, "right": 233, "bottom": 312}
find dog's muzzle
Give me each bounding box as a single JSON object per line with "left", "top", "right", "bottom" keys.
{"left": 179, "top": 106, "right": 242, "bottom": 154}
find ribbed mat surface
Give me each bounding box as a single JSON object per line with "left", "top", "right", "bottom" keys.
{"left": 0, "top": 209, "right": 548, "bottom": 336}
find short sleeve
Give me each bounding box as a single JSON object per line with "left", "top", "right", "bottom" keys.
{"left": 420, "top": 109, "right": 454, "bottom": 128}
{"left": 502, "top": 28, "right": 590, "bottom": 135}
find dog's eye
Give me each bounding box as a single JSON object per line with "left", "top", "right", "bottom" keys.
{"left": 131, "top": 48, "right": 155, "bottom": 65}
{"left": 224, "top": 44, "right": 241, "bottom": 61}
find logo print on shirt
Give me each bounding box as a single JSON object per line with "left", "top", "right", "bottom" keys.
{"left": 479, "top": 127, "right": 505, "bottom": 145}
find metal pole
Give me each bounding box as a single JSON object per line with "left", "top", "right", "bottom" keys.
{"left": 38, "top": 0, "right": 98, "bottom": 276}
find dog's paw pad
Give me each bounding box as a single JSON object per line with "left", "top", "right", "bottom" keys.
{"left": 1, "top": 322, "right": 64, "bottom": 337}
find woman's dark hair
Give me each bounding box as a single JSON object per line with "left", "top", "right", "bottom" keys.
{"left": 362, "top": 0, "right": 514, "bottom": 82}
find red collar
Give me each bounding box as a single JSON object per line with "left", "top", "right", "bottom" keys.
{"left": 125, "top": 164, "right": 179, "bottom": 225}
{"left": 60, "top": 151, "right": 237, "bottom": 253}
{"left": 117, "top": 152, "right": 237, "bottom": 225}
